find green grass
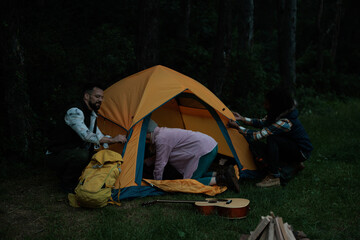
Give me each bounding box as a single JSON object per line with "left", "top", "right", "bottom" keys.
{"left": 1, "top": 98, "right": 359, "bottom": 240}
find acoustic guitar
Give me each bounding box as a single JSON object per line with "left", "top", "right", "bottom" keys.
{"left": 142, "top": 198, "right": 250, "bottom": 219}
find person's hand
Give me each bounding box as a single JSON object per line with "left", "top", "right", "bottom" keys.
{"left": 112, "top": 134, "right": 127, "bottom": 144}
{"left": 232, "top": 111, "right": 245, "bottom": 122}
{"left": 227, "top": 119, "right": 239, "bottom": 129}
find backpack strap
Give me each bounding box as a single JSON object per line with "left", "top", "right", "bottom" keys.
{"left": 108, "top": 195, "right": 122, "bottom": 207}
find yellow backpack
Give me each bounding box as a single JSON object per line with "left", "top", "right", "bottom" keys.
{"left": 68, "top": 150, "right": 123, "bottom": 208}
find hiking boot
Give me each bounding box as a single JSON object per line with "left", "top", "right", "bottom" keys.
{"left": 216, "top": 165, "right": 240, "bottom": 193}
{"left": 256, "top": 174, "right": 280, "bottom": 187}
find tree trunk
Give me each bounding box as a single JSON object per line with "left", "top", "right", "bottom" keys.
{"left": 7, "top": 34, "right": 32, "bottom": 156}
{"left": 209, "top": 0, "right": 233, "bottom": 97}
{"left": 179, "top": 0, "right": 191, "bottom": 42}
{"left": 316, "top": 0, "right": 324, "bottom": 72}
{"left": 277, "top": 0, "right": 297, "bottom": 92}
{"left": 238, "top": 0, "right": 254, "bottom": 51}
{"left": 136, "top": 0, "right": 160, "bottom": 71}
{"left": 330, "top": 0, "right": 343, "bottom": 62}
{"left": 0, "top": 3, "right": 33, "bottom": 160}
{"left": 173, "top": 0, "right": 191, "bottom": 68}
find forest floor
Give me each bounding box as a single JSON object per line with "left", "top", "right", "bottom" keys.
{"left": 0, "top": 98, "right": 359, "bottom": 240}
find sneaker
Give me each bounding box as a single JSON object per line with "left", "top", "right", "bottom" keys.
{"left": 256, "top": 175, "right": 280, "bottom": 187}
{"left": 216, "top": 165, "right": 240, "bottom": 193}
{"left": 225, "top": 165, "right": 241, "bottom": 193}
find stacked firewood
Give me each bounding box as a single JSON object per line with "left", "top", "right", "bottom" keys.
{"left": 243, "top": 212, "right": 309, "bottom": 240}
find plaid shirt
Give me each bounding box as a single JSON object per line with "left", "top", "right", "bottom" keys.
{"left": 238, "top": 117, "right": 292, "bottom": 141}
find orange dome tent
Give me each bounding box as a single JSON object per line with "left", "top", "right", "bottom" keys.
{"left": 98, "top": 65, "right": 257, "bottom": 200}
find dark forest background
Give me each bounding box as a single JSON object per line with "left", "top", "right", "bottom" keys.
{"left": 1, "top": 0, "right": 359, "bottom": 165}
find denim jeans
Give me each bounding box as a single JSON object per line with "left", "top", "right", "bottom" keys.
{"left": 265, "top": 135, "right": 304, "bottom": 175}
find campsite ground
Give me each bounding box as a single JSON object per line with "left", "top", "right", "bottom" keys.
{"left": 1, "top": 98, "right": 359, "bottom": 240}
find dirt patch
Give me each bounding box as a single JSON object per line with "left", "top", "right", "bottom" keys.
{"left": 0, "top": 205, "right": 46, "bottom": 239}
{"left": 0, "top": 170, "right": 93, "bottom": 239}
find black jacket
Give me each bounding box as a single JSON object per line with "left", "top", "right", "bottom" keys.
{"left": 281, "top": 109, "right": 313, "bottom": 159}
{"left": 48, "top": 101, "right": 95, "bottom": 153}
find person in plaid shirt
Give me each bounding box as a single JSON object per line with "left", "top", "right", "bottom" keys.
{"left": 228, "top": 87, "right": 313, "bottom": 187}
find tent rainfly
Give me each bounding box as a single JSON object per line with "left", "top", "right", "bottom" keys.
{"left": 98, "top": 65, "right": 258, "bottom": 200}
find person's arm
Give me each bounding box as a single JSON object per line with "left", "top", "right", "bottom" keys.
{"left": 99, "top": 134, "right": 127, "bottom": 144}
{"left": 65, "top": 108, "right": 103, "bottom": 144}
{"left": 238, "top": 118, "right": 293, "bottom": 141}
{"left": 232, "top": 111, "right": 245, "bottom": 122}
{"left": 153, "top": 144, "right": 172, "bottom": 180}
{"left": 65, "top": 108, "right": 126, "bottom": 145}
{"left": 232, "top": 111, "right": 266, "bottom": 128}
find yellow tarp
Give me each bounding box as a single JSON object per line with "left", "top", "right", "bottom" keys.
{"left": 143, "top": 179, "right": 227, "bottom": 196}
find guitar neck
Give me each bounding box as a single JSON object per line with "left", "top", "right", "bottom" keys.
{"left": 154, "top": 200, "right": 201, "bottom": 204}
{"left": 143, "top": 198, "right": 232, "bottom": 206}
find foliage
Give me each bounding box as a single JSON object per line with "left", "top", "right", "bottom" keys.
{"left": 0, "top": 0, "right": 359, "bottom": 162}
{"left": 223, "top": 50, "right": 271, "bottom": 117}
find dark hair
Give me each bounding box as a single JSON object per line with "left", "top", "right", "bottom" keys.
{"left": 83, "top": 83, "right": 104, "bottom": 95}
{"left": 265, "top": 87, "right": 295, "bottom": 123}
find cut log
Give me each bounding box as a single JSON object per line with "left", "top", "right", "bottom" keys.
{"left": 259, "top": 224, "right": 269, "bottom": 240}
{"left": 274, "top": 217, "right": 284, "bottom": 240}
{"left": 277, "top": 217, "right": 289, "bottom": 240}
{"left": 248, "top": 216, "right": 271, "bottom": 240}
{"left": 283, "top": 223, "right": 296, "bottom": 240}
{"left": 267, "top": 218, "right": 275, "bottom": 240}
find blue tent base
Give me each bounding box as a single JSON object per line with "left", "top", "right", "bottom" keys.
{"left": 112, "top": 186, "right": 165, "bottom": 201}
